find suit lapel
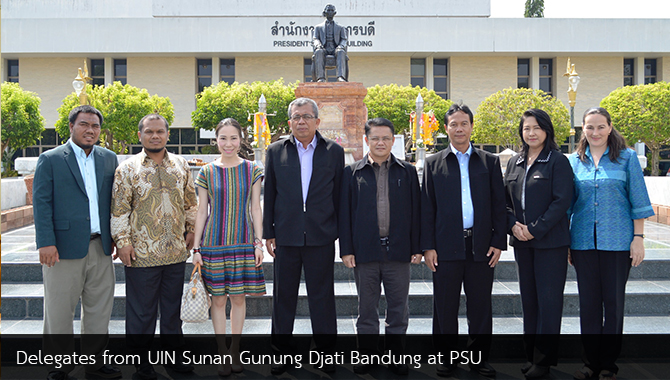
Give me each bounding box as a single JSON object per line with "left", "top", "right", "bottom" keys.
{"left": 64, "top": 143, "right": 87, "bottom": 195}
{"left": 94, "top": 147, "right": 105, "bottom": 196}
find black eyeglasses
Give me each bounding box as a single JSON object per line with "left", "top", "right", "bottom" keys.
{"left": 290, "top": 114, "right": 316, "bottom": 121}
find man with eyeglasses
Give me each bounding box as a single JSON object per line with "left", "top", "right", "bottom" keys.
{"left": 263, "top": 97, "right": 344, "bottom": 374}
{"left": 339, "top": 118, "right": 421, "bottom": 376}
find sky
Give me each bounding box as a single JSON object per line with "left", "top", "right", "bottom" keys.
{"left": 490, "top": 0, "right": 670, "bottom": 18}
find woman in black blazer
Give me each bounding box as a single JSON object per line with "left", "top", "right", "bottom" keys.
{"left": 504, "top": 109, "right": 574, "bottom": 378}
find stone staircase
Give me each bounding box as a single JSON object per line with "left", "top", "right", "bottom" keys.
{"left": 3, "top": 222, "right": 670, "bottom": 335}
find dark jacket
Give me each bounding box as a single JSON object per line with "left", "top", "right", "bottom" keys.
{"left": 263, "top": 131, "right": 344, "bottom": 247}
{"left": 33, "top": 143, "right": 118, "bottom": 259}
{"left": 339, "top": 153, "right": 421, "bottom": 263}
{"left": 421, "top": 144, "right": 507, "bottom": 261}
{"left": 504, "top": 147, "right": 573, "bottom": 249}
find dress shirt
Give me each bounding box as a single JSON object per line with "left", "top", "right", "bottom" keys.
{"left": 369, "top": 154, "right": 391, "bottom": 237}
{"left": 569, "top": 147, "right": 654, "bottom": 251}
{"left": 452, "top": 143, "right": 474, "bottom": 229}
{"left": 296, "top": 135, "right": 317, "bottom": 204}
{"left": 69, "top": 139, "right": 100, "bottom": 234}
{"left": 111, "top": 150, "right": 198, "bottom": 267}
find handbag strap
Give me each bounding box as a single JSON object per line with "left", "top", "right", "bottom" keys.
{"left": 190, "top": 263, "right": 202, "bottom": 281}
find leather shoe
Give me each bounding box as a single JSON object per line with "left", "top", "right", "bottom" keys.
{"left": 389, "top": 363, "right": 409, "bottom": 375}
{"left": 135, "top": 363, "right": 157, "bottom": 380}
{"left": 164, "top": 361, "right": 194, "bottom": 373}
{"left": 47, "top": 371, "right": 68, "bottom": 380}
{"left": 469, "top": 361, "right": 497, "bottom": 377}
{"left": 337, "top": 76, "right": 347, "bottom": 82}
{"left": 85, "top": 364, "right": 122, "bottom": 378}
{"left": 314, "top": 362, "right": 336, "bottom": 373}
{"left": 525, "top": 364, "right": 549, "bottom": 378}
{"left": 437, "top": 363, "right": 457, "bottom": 377}
{"left": 353, "top": 363, "right": 371, "bottom": 374}
{"left": 271, "top": 363, "right": 289, "bottom": 375}
{"left": 521, "top": 361, "right": 533, "bottom": 374}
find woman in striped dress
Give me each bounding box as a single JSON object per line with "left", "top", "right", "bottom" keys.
{"left": 192, "top": 118, "right": 265, "bottom": 376}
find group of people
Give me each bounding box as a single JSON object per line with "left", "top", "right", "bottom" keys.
{"left": 33, "top": 97, "right": 652, "bottom": 380}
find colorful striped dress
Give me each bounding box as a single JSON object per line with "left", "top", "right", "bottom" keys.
{"left": 195, "top": 160, "right": 266, "bottom": 296}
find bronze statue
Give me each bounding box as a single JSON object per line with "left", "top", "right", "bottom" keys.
{"left": 312, "top": 4, "right": 349, "bottom": 82}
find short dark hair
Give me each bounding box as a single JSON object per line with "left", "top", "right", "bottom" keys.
{"left": 365, "top": 117, "right": 395, "bottom": 136}
{"left": 288, "top": 97, "right": 319, "bottom": 119}
{"left": 215, "top": 118, "right": 243, "bottom": 138}
{"left": 138, "top": 114, "right": 169, "bottom": 132}
{"left": 68, "top": 105, "right": 103, "bottom": 126}
{"left": 518, "top": 109, "right": 559, "bottom": 157}
{"left": 445, "top": 103, "right": 474, "bottom": 125}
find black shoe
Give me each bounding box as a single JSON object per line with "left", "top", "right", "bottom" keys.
{"left": 314, "top": 363, "right": 336, "bottom": 373}
{"left": 389, "top": 363, "right": 409, "bottom": 375}
{"left": 47, "top": 371, "right": 68, "bottom": 380}
{"left": 85, "top": 364, "right": 122, "bottom": 378}
{"left": 525, "top": 364, "right": 549, "bottom": 379}
{"left": 469, "top": 361, "right": 497, "bottom": 377}
{"left": 164, "top": 361, "right": 195, "bottom": 373}
{"left": 135, "top": 363, "right": 157, "bottom": 380}
{"left": 437, "top": 363, "right": 457, "bottom": 377}
{"left": 521, "top": 361, "right": 533, "bottom": 374}
{"left": 353, "top": 363, "right": 371, "bottom": 374}
{"left": 271, "top": 363, "right": 289, "bottom": 375}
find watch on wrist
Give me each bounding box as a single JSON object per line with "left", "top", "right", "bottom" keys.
{"left": 633, "top": 234, "right": 645, "bottom": 239}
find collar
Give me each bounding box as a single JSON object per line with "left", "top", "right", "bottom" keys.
{"left": 69, "top": 139, "right": 94, "bottom": 159}
{"left": 516, "top": 145, "right": 553, "bottom": 165}
{"left": 295, "top": 135, "right": 318, "bottom": 151}
{"left": 444, "top": 142, "right": 473, "bottom": 159}
{"left": 585, "top": 145, "right": 610, "bottom": 160}
{"left": 139, "top": 148, "right": 170, "bottom": 165}
{"left": 353, "top": 153, "right": 404, "bottom": 173}
{"left": 289, "top": 130, "right": 322, "bottom": 148}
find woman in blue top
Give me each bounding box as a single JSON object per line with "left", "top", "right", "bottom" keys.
{"left": 569, "top": 107, "right": 654, "bottom": 380}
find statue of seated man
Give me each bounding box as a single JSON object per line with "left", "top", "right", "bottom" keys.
{"left": 312, "top": 4, "right": 348, "bottom": 82}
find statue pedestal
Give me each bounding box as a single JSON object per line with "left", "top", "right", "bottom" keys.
{"left": 295, "top": 82, "right": 367, "bottom": 161}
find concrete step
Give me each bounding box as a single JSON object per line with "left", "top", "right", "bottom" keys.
{"left": 4, "top": 279, "right": 670, "bottom": 320}
{"left": 3, "top": 249, "right": 670, "bottom": 283}
{"left": 3, "top": 315, "right": 670, "bottom": 335}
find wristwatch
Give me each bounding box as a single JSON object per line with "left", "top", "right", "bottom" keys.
{"left": 633, "top": 234, "right": 645, "bottom": 238}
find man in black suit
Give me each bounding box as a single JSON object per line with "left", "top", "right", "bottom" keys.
{"left": 421, "top": 104, "right": 506, "bottom": 378}
{"left": 33, "top": 105, "right": 121, "bottom": 380}
{"left": 263, "top": 97, "right": 344, "bottom": 374}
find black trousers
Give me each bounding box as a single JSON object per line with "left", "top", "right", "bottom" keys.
{"left": 125, "top": 262, "right": 186, "bottom": 361}
{"left": 571, "top": 249, "right": 631, "bottom": 374}
{"left": 432, "top": 236, "right": 494, "bottom": 361}
{"left": 271, "top": 244, "right": 336, "bottom": 353}
{"left": 515, "top": 246, "right": 568, "bottom": 366}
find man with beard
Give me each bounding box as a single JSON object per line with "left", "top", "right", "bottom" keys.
{"left": 111, "top": 114, "right": 197, "bottom": 380}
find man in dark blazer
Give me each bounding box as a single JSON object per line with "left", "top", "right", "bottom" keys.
{"left": 33, "top": 105, "right": 120, "bottom": 380}
{"left": 421, "top": 104, "right": 506, "bottom": 378}
{"left": 339, "top": 118, "right": 421, "bottom": 376}
{"left": 263, "top": 97, "right": 344, "bottom": 374}
{"left": 312, "top": 3, "right": 348, "bottom": 81}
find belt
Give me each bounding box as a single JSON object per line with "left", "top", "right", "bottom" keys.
{"left": 90, "top": 233, "right": 101, "bottom": 240}
{"left": 463, "top": 228, "right": 473, "bottom": 238}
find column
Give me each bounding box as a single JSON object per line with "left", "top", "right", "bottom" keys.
{"left": 211, "top": 57, "right": 220, "bottom": 86}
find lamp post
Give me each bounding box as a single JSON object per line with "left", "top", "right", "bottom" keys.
{"left": 415, "top": 93, "right": 426, "bottom": 182}
{"left": 72, "top": 61, "right": 92, "bottom": 105}
{"left": 253, "top": 94, "right": 267, "bottom": 170}
{"left": 563, "top": 58, "right": 580, "bottom": 153}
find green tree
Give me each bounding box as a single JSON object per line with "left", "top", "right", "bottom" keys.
{"left": 56, "top": 82, "right": 174, "bottom": 154}
{"left": 524, "top": 0, "right": 544, "bottom": 17}
{"left": 600, "top": 81, "right": 670, "bottom": 176}
{"left": 364, "top": 84, "right": 452, "bottom": 136}
{"left": 192, "top": 79, "right": 297, "bottom": 136}
{"left": 1, "top": 82, "right": 45, "bottom": 155}
{"left": 473, "top": 87, "right": 570, "bottom": 151}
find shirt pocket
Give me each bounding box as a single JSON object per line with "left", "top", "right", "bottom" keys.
{"left": 54, "top": 220, "right": 70, "bottom": 231}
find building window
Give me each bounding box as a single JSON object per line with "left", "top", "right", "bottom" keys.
{"left": 7, "top": 60, "right": 19, "bottom": 83}
{"left": 517, "top": 59, "right": 530, "bottom": 89}
{"left": 114, "top": 59, "right": 127, "bottom": 85}
{"left": 220, "top": 59, "right": 235, "bottom": 85}
{"left": 645, "top": 58, "right": 657, "bottom": 84}
{"left": 434, "top": 59, "right": 448, "bottom": 99}
{"left": 539, "top": 58, "right": 553, "bottom": 95}
{"left": 623, "top": 59, "right": 634, "bottom": 86}
{"left": 20, "top": 129, "right": 65, "bottom": 157}
{"left": 128, "top": 128, "right": 213, "bottom": 155}
{"left": 303, "top": 58, "right": 338, "bottom": 82}
{"left": 90, "top": 59, "right": 105, "bottom": 86}
{"left": 197, "top": 59, "right": 212, "bottom": 92}
{"left": 411, "top": 59, "right": 425, "bottom": 88}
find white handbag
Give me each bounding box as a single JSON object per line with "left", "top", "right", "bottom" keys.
{"left": 180, "top": 263, "right": 211, "bottom": 323}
